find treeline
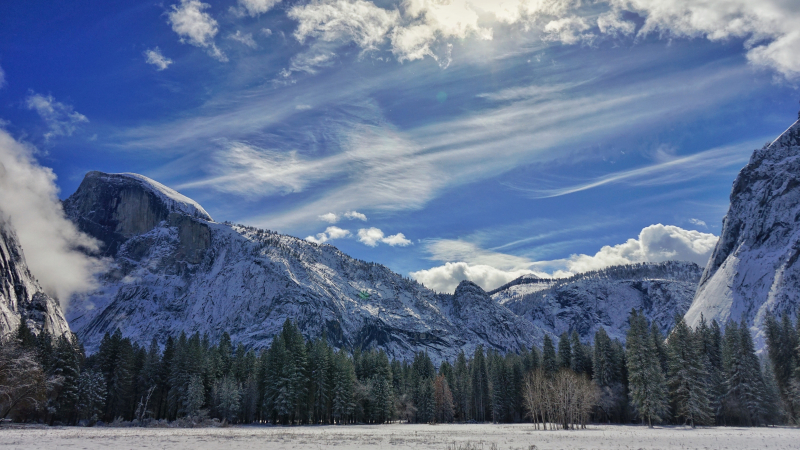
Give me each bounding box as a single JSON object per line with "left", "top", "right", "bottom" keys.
{"left": 0, "top": 310, "right": 787, "bottom": 427}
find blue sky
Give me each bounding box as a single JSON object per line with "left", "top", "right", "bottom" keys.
{"left": 1, "top": 0, "right": 799, "bottom": 293}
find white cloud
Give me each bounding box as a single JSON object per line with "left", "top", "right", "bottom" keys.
{"left": 357, "top": 227, "right": 384, "bottom": 246}
{"left": 228, "top": 30, "right": 257, "bottom": 48}
{"left": 689, "top": 218, "right": 708, "bottom": 228}
{"left": 238, "top": 0, "right": 281, "bottom": 16}
{"left": 413, "top": 224, "right": 718, "bottom": 292}
{"left": 0, "top": 129, "right": 106, "bottom": 306}
{"left": 290, "top": 0, "right": 400, "bottom": 51}
{"left": 596, "top": 10, "right": 635, "bottom": 37}
{"left": 606, "top": 0, "right": 800, "bottom": 79}
{"left": 305, "top": 225, "right": 351, "bottom": 244}
{"left": 262, "top": 28, "right": 273, "bottom": 36}
{"left": 410, "top": 261, "right": 536, "bottom": 293}
{"left": 284, "top": 0, "right": 800, "bottom": 79}
{"left": 564, "top": 224, "right": 718, "bottom": 273}
{"left": 357, "top": 227, "right": 411, "bottom": 247}
{"left": 317, "top": 210, "right": 366, "bottom": 224}
{"left": 381, "top": 232, "right": 411, "bottom": 246}
{"left": 144, "top": 47, "right": 173, "bottom": 70}
{"left": 168, "top": 0, "right": 227, "bottom": 61}
{"left": 25, "top": 92, "right": 89, "bottom": 140}
{"left": 344, "top": 210, "right": 367, "bottom": 221}
{"left": 319, "top": 212, "right": 339, "bottom": 223}
{"left": 0, "top": 64, "right": 6, "bottom": 89}
{"left": 296, "top": 104, "right": 312, "bottom": 110}
{"left": 542, "top": 16, "right": 593, "bottom": 45}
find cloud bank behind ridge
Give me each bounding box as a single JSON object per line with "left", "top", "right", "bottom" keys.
{"left": 0, "top": 129, "right": 105, "bottom": 306}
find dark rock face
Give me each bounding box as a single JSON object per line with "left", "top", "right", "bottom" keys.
{"left": 63, "top": 171, "right": 212, "bottom": 257}
{"left": 686, "top": 119, "right": 800, "bottom": 347}
{"left": 0, "top": 214, "right": 70, "bottom": 338}
{"left": 495, "top": 262, "right": 702, "bottom": 342}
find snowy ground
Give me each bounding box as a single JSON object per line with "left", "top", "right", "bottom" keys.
{"left": 1, "top": 423, "right": 798, "bottom": 450}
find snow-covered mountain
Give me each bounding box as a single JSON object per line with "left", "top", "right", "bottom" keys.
{"left": 63, "top": 172, "right": 539, "bottom": 361}
{"left": 686, "top": 117, "right": 800, "bottom": 347}
{"left": 0, "top": 212, "right": 70, "bottom": 339}
{"left": 495, "top": 262, "right": 703, "bottom": 342}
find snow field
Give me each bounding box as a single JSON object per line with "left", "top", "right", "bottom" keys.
{"left": 1, "top": 423, "right": 798, "bottom": 450}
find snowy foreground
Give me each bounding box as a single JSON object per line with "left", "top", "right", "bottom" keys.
{"left": 1, "top": 423, "right": 798, "bottom": 450}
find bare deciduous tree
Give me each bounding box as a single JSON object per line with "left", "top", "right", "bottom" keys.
{"left": 522, "top": 368, "right": 598, "bottom": 430}
{"left": 0, "top": 341, "right": 50, "bottom": 419}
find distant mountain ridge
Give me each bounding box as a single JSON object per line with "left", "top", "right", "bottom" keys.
{"left": 63, "top": 172, "right": 541, "bottom": 361}
{"left": 493, "top": 261, "right": 703, "bottom": 342}
{"left": 59, "top": 172, "right": 713, "bottom": 358}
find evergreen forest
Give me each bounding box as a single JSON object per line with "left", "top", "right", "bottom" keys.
{"left": 1, "top": 309, "right": 794, "bottom": 428}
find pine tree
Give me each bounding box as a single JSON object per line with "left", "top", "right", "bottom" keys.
{"left": 212, "top": 375, "right": 241, "bottom": 422}
{"left": 452, "top": 351, "right": 471, "bottom": 421}
{"left": 309, "top": 337, "right": 332, "bottom": 423}
{"left": 417, "top": 376, "right": 435, "bottom": 423}
{"left": 52, "top": 333, "right": 82, "bottom": 424}
{"left": 76, "top": 370, "right": 106, "bottom": 423}
{"left": 542, "top": 335, "right": 557, "bottom": 377}
{"left": 593, "top": 327, "right": 613, "bottom": 387}
{"left": 331, "top": 350, "right": 355, "bottom": 424}
{"left": 764, "top": 312, "right": 798, "bottom": 420}
{"left": 557, "top": 332, "right": 571, "bottom": 370}
{"left": 185, "top": 374, "right": 205, "bottom": 417}
{"left": 666, "top": 317, "right": 711, "bottom": 427}
{"left": 626, "top": 310, "right": 668, "bottom": 427}
{"left": 434, "top": 375, "right": 455, "bottom": 423}
{"left": 722, "top": 320, "right": 768, "bottom": 425}
{"left": 570, "top": 331, "right": 589, "bottom": 376}
{"left": 471, "top": 346, "right": 489, "bottom": 422}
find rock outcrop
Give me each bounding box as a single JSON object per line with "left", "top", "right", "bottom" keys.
{"left": 0, "top": 213, "right": 70, "bottom": 339}
{"left": 686, "top": 117, "right": 800, "bottom": 346}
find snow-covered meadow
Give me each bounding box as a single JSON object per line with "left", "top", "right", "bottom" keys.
{"left": 1, "top": 424, "right": 798, "bottom": 449}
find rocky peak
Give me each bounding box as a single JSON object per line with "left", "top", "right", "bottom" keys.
{"left": 63, "top": 171, "right": 212, "bottom": 257}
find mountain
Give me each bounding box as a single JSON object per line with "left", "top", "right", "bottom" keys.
{"left": 686, "top": 117, "right": 800, "bottom": 346}
{"left": 63, "top": 172, "right": 539, "bottom": 361}
{"left": 494, "top": 261, "right": 703, "bottom": 342}
{"left": 0, "top": 212, "right": 70, "bottom": 339}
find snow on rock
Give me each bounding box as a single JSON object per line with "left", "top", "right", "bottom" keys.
{"left": 64, "top": 172, "right": 538, "bottom": 361}
{"left": 63, "top": 171, "right": 212, "bottom": 257}
{"left": 496, "top": 262, "right": 702, "bottom": 342}
{"left": 0, "top": 212, "right": 70, "bottom": 338}
{"left": 686, "top": 118, "right": 800, "bottom": 348}
{"left": 116, "top": 173, "right": 212, "bottom": 221}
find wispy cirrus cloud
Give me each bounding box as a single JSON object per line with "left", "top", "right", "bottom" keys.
{"left": 116, "top": 53, "right": 756, "bottom": 232}
{"left": 25, "top": 92, "right": 89, "bottom": 140}
{"left": 505, "top": 140, "right": 761, "bottom": 199}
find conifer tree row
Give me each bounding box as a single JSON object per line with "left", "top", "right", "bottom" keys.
{"left": 0, "top": 312, "right": 787, "bottom": 427}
